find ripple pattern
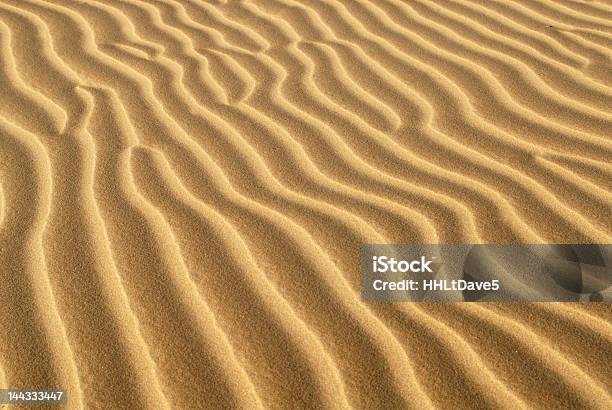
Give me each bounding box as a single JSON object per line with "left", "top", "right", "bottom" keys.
{"left": 0, "top": 0, "right": 610, "bottom": 408}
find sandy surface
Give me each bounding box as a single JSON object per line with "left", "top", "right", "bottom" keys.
{"left": 0, "top": 0, "right": 611, "bottom": 408}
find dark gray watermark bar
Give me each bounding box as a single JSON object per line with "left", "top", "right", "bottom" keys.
{"left": 362, "top": 244, "right": 612, "bottom": 302}
{"left": 0, "top": 389, "right": 66, "bottom": 404}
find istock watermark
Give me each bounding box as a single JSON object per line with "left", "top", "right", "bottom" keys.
{"left": 372, "top": 255, "right": 434, "bottom": 273}
{"left": 361, "top": 244, "right": 612, "bottom": 302}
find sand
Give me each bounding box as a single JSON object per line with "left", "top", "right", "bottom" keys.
{"left": 0, "top": 0, "right": 610, "bottom": 408}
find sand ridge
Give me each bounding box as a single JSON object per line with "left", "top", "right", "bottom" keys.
{"left": 0, "top": 0, "right": 610, "bottom": 408}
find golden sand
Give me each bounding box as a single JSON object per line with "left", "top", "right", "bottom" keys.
{"left": 0, "top": 0, "right": 610, "bottom": 408}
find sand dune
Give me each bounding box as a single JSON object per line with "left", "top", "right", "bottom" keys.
{"left": 0, "top": 0, "right": 610, "bottom": 408}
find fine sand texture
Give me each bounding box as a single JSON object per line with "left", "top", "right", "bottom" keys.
{"left": 0, "top": 0, "right": 611, "bottom": 408}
